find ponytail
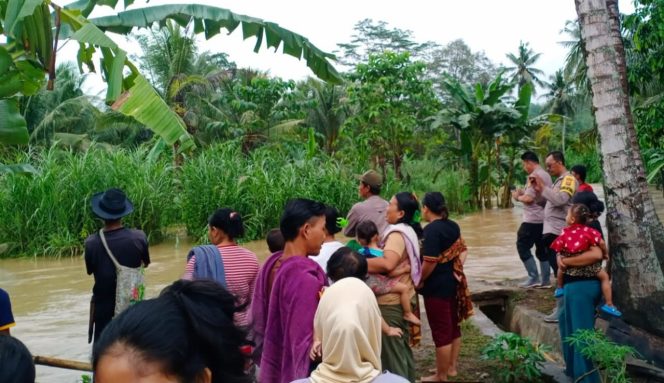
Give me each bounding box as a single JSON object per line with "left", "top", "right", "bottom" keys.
{"left": 209, "top": 208, "right": 245, "bottom": 240}
{"left": 569, "top": 203, "right": 591, "bottom": 225}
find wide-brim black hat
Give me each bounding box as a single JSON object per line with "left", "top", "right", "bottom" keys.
{"left": 91, "top": 188, "right": 134, "bottom": 220}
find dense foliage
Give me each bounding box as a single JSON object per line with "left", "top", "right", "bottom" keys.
{"left": 3, "top": 3, "right": 660, "bottom": 256}
{"left": 0, "top": 142, "right": 470, "bottom": 256}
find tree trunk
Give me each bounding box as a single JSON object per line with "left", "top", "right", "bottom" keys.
{"left": 605, "top": 0, "right": 664, "bottom": 270}
{"left": 393, "top": 153, "right": 403, "bottom": 180}
{"left": 576, "top": 0, "right": 664, "bottom": 336}
{"left": 470, "top": 156, "right": 480, "bottom": 209}
{"left": 500, "top": 147, "right": 516, "bottom": 208}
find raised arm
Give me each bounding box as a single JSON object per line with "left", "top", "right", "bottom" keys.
{"left": 539, "top": 174, "right": 576, "bottom": 207}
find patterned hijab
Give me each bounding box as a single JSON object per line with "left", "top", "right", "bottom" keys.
{"left": 310, "top": 277, "right": 382, "bottom": 383}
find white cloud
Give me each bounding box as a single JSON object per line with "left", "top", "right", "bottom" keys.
{"left": 64, "top": 0, "right": 636, "bottom": 93}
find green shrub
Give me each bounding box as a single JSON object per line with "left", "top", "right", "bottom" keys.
{"left": 481, "top": 332, "right": 549, "bottom": 383}
{"left": 566, "top": 329, "right": 637, "bottom": 383}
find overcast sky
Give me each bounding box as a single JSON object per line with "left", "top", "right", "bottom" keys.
{"left": 73, "top": 0, "right": 635, "bottom": 93}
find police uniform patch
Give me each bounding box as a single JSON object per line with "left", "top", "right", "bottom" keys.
{"left": 560, "top": 175, "right": 576, "bottom": 196}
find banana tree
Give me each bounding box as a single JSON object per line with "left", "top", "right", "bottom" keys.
{"left": 433, "top": 73, "right": 521, "bottom": 208}
{"left": 1, "top": 0, "right": 342, "bottom": 167}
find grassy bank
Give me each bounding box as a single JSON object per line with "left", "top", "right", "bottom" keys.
{"left": 0, "top": 144, "right": 473, "bottom": 257}
{"left": 0, "top": 147, "right": 176, "bottom": 256}
{"left": 415, "top": 320, "right": 498, "bottom": 381}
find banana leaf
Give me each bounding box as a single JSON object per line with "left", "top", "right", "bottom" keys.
{"left": 83, "top": 4, "right": 342, "bottom": 84}
{"left": 61, "top": 8, "right": 193, "bottom": 148}
{"left": 0, "top": 99, "right": 29, "bottom": 145}
{"left": 111, "top": 74, "right": 194, "bottom": 151}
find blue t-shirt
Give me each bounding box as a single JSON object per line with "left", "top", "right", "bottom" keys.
{"left": 360, "top": 247, "right": 383, "bottom": 259}
{"left": 0, "top": 288, "right": 15, "bottom": 331}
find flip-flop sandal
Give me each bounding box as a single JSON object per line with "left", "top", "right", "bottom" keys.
{"left": 600, "top": 304, "right": 622, "bottom": 317}
{"left": 554, "top": 288, "right": 564, "bottom": 298}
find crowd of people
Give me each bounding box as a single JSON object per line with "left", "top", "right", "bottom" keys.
{"left": 0, "top": 152, "right": 620, "bottom": 383}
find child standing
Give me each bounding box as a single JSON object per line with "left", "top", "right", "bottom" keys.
{"left": 356, "top": 220, "right": 421, "bottom": 325}
{"left": 551, "top": 204, "right": 621, "bottom": 317}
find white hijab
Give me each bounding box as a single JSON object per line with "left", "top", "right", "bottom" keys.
{"left": 309, "top": 277, "right": 382, "bottom": 383}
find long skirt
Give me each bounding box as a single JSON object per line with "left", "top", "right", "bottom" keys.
{"left": 558, "top": 280, "right": 601, "bottom": 383}
{"left": 379, "top": 303, "right": 415, "bottom": 382}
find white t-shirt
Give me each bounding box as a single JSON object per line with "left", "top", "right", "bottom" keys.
{"left": 309, "top": 241, "right": 344, "bottom": 273}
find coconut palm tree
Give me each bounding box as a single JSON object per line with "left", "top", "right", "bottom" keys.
{"left": 1, "top": 1, "right": 344, "bottom": 164}
{"left": 543, "top": 70, "right": 576, "bottom": 116}
{"left": 559, "top": 20, "right": 590, "bottom": 94}
{"left": 22, "top": 63, "right": 91, "bottom": 134}
{"left": 136, "top": 21, "right": 237, "bottom": 140}
{"left": 542, "top": 69, "right": 577, "bottom": 154}
{"left": 298, "top": 78, "right": 349, "bottom": 154}
{"left": 575, "top": 0, "right": 664, "bottom": 335}
{"left": 505, "top": 41, "right": 545, "bottom": 92}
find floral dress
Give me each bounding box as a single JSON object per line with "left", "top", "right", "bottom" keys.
{"left": 550, "top": 223, "right": 603, "bottom": 277}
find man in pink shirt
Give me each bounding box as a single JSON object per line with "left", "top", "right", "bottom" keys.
{"left": 512, "top": 151, "right": 553, "bottom": 288}
{"left": 344, "top": 170, "right": 389, "bottom": 237}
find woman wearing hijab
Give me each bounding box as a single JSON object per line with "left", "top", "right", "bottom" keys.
{"left": 291, "top": 277, "right": 408, "bottom": 383}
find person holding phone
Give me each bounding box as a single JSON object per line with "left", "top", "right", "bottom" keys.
{"left": 511, "top": 151, "right": 552, "bottom": 288}
{"left": 530, "top": 151, "right": 579, "bottom": 323}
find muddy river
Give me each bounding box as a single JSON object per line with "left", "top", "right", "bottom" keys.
{"left": 1, "top": 185, "right": 658, "bottom": 382}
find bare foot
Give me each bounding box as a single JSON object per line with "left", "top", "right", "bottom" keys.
{"left": 420, "top": 373, "right": 447, "bottom": 382}
{"left": 404, "top": 312, "right": 421, "bottom": 326}
{"left": 447, "top": 368, "right": 457, "bottom": 377}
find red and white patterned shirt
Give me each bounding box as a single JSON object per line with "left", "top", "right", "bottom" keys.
{"left": 550, "top": 223, "right": 602, "bottom": 255}
{"left": 184, "top": 244, "right": 259, "bottom": 327}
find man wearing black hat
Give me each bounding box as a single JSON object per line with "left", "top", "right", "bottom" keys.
{"left": 343, "top": 170, "right": 389, "bottom": 237}
{"left": 84, "top": 188, "right": 150, "bottom": 342}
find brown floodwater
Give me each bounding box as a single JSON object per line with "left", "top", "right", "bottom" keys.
{"left": 2, "top": 184, "right": 657, "bottom": 383}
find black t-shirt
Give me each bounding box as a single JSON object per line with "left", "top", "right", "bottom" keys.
{"left": 587, "top": 219, "right": 603, "bottom": 239}
{"left": 420, "top": 219, "right": 461, "bottom": 298}
{"left": 85, "top": 227, "right": 150, "bottom": 302}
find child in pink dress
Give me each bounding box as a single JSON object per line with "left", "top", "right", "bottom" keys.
{"left": 356, "top": 220, "right": 421, "bottom": 325}
{"left": 551, "top": 204, "right": 621, "bottom": 317}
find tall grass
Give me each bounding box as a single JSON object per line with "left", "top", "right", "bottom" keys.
{"left": 401, "top": 159, "right": 472, "bottom": 214}
{"left": 0, "top": 146, "right": 175, "bottom": 256}
{"left": 0, "top": 144, "right": 474, "bottom": 257}
{"left": 178, "top": 143, "right": 360, "bottom": 241}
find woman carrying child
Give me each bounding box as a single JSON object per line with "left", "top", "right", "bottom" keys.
{"left": 356, "top": 220, "right": 420, "bottom": 326}
{"left": 552, "top": 200, "right": 610, "bottom": 382}
{"left": 551, "top": 203, "right": 620, "bottom": 317}
{"left": 365, "top": 192, "right": 423, "bottom": 382}
{"left": 419, "top": 192, "right": 473, "bottom": 383}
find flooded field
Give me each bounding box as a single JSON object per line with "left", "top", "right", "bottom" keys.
{"left": 2, "top": 185, "right": 661, "bottom": 382}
